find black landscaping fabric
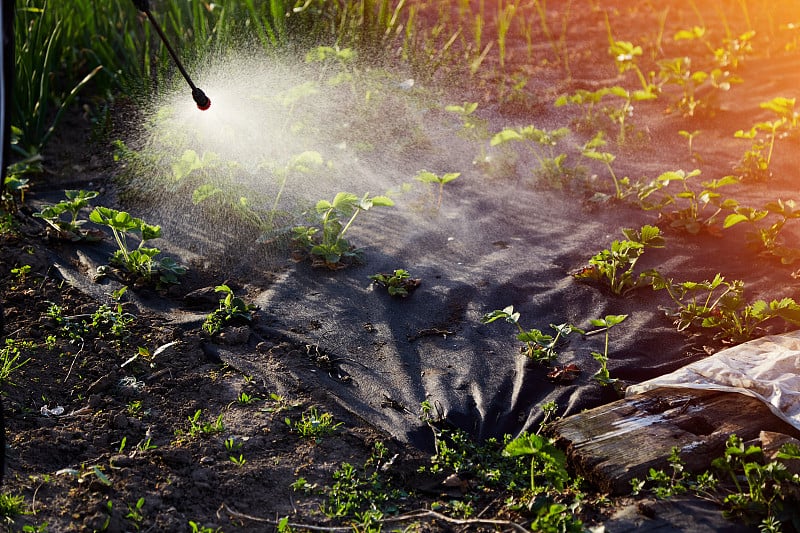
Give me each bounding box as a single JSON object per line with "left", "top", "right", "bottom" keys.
{"left": 245, "top": 177, "right": 707, "bottom": 449}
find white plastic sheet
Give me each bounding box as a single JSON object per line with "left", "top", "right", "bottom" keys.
{"left": 626, "top": 330, "right": 800, "bottom": 431}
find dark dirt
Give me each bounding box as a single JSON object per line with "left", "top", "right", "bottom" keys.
{"left": 3, "top": 0, "right": 800, "bottom": 531}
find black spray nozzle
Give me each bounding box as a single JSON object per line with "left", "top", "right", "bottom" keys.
{"left": 192, "top": 88, "right": 211, "bottom": 111}
{"left": 132, "top": 0, "right": 211, "bottom": 111}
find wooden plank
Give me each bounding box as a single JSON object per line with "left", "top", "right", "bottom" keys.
{"left": 550, "top": 387, "right": 800, "bottom": 495}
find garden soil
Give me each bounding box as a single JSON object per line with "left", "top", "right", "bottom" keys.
{"left": 3, "top": 0, "right": 800, "bottom": 531}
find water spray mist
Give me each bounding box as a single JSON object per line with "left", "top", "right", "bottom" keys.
{"left": 131, "top": 0, "right": 211, "bottom": 111}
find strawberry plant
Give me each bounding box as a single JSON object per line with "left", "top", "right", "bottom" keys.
{"left": 651, "top": 272, "right": 800, "bottom": 343}
{"left": 656, "top": 56, "right": 740, "bottom": 117}
{"left": 490, "top": 124, "right": 574, "bottom": 187}
{"left": 555, "top": 85, "right": 657, "bottom": 145}
{"left": 481, "top": 305, "right": 583, "bottom": 364}
{"left": 33, "top": 189, "right": 103, "bottom": 241}
{"left": 573, "top": 225, "right": 664, "bottom": 295}
{"left": 733, "top": 97, "right": 798, "bottom": 181}
{"left": 580, "top": 132, "right": 626, "bottom": 200}
{"left": 89, "top": 207, "right": 186, "bottom": 286}
{"left": 293, "top": 192, "right": 394, "bottom": 269}
{"left": 588, "top": 314, "right": 627, "bottom": 388}
{"left": 413, "top": 170, "right": 461, "bottom": 209}
{"left": 202, "top": 285, "right": 257, "bottom": 337}
{"left": 637, "top": 170, "right": 739, "bottom": 235}
{"left": 724, "top": 199, "right": 800, "bottom": 264}
{"left": 369, "top": 269, "right": 421, "bottom": 297}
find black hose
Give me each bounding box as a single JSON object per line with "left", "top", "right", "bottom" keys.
{"left": 0, "top": 0, "right": 12, "bottom": 488}
{"left": 132, "top": 0, "right": 210, "bottom": 110}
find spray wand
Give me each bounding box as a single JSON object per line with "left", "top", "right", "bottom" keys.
{"left": 132, "top": 0, "right": 211, "bottom": 110}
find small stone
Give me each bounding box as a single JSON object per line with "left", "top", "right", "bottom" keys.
{"left": 110, "top": 454, "right": 134, "bottom": 467}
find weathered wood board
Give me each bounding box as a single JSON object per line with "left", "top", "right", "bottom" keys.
{"left": 550, "top": 387, "right": 800, "bottom": 495}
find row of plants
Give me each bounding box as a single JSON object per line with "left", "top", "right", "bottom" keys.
{"left": 5, "top": 244, "right": 800, "bottom": 532}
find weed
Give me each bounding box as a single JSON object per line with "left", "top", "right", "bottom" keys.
{"left": 286, "top": 407, "right": 343, "bottom": 441}
{"left": 573, "top": 225, "right": 664, "bottom": 295}
{"left": 587, "top": 314, "right": 627, "bottom": 387}
{"left": 0, "top": 492, "right": 28, "bottom": 521}
{"left": 229, "top": 454, "right": 247, "bottom": 467}
{"left": 202, "top": 285, "right": 256, "bottom": 337}
{"left": 182, "top": 410, "right": 225, "bottom": 439}
{"left": 21, "top": 523, "right": 48, "bottom": 533}
{"left": 636, "top": 435, "right": 800, "bottom": 531}
{"left": 293, "top": 192, "right": 394, "bottom": 269}
{"left": 224, "top": 437, "right": 242, "bottom": 453}
{"left": 0, "top": 339, "right": 32, "bottom": 384}
{"left": 189, "top": 521, "right": 221, "bottom": 533}
{"left": 649, "top": 447, "right": 691, "bottom": 498}
{"left": 135, "top": 438, "right": 157, "bottom": 452}
{"left": 503, "top": 432, "right": 570, "bottom": 493}
{"left": 481, "top": 306, "right": 582, "bottom": 364}
{"left": 261, "top": 393, "right": 301, "bottom": 414}
{"left": 90, "top": 288, "right": 135, "bottom": 340}
{"left": 236, "top": 391, "right": 260, "bottom": 406}
{"left": 10, "top": 265, "right": 32, "bottom": 289}
{"left": 33, "top": 190, "right": 101, "bottom": 241}
{"left": 125, "top": 497, "right": 145, "bottom": 530}
{"left": 369, "top": 269, "right": 421, "bottom": 298}
{"left": 414, "top": 170, "right": 461, "bottom": 209}
{"left": 89, "top": 207, "right": 186, "bottom": 286}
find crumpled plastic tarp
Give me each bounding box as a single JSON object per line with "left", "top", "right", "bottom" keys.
{"left": 626, "top": 330, "right": 800, "bottom": 432}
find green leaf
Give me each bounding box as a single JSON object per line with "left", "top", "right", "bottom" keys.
{"left": 723, "top": 213, "right": 750, "bottom": 228}
{"left": 369, "top": 195, "right": 395, "bottom": 207}
{"left": 490, "top": 128, "right": 524, "bottom": 146}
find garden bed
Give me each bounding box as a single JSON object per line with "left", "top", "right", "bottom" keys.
{"left": 4, "top": 0, "right": 800, "bottom": 531}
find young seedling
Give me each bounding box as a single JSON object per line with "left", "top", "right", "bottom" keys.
{"left": 89, "top": 206, "right": 186, "bottom": 286}
{"left": 733, "top": 97, "right": 798, "bottom": 181}
{"left": 293, "top": 192, "right": 394, "bottom": 269}
{"left": 369, "top": 269, "right": 421, "bottom": 297}
{"left": 587, "top": 314, "right": 628, "bottom": 387}
{"left": 445, "top": 102, "right": 490, "bottom": 142}
{"left": 678, "top": 130, "right": 702, "bottom": 160}
{"left": 503, "top": 432, "right": 569, "bottom": 493}
{"left": 413, "top": 170, "right": 461, "bottom": 209}
{"left": 183, "top": 409, "right": 225, "bottom": 438}
{"left": 573, "top": 225, "right": 664, "bottom": 295}
{"left": 490, "top": 124, "right": 574, "bottom": 187}
{"left": 481, "top": 305, "right": 583, "bottom": 364}
{"left": 33, "top": 189, "right": 102, "bottom": 241}
{"left": 286, "top": 407, "right": 343, "bottom": 441}
{"left": 202, "top": 284, "right": 256, "bottom": 337}
{"left": 725, "top": 198, "right": 800, "bottom": 263}
{"left": 580, "top": 131, "right": 625, "bottom": 199}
